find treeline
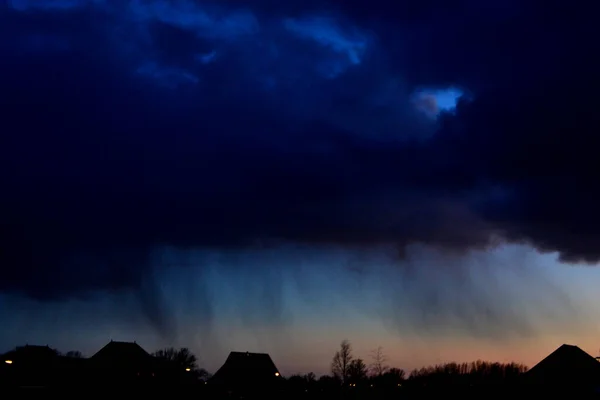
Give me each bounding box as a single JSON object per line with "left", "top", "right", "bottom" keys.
{"left": 409, "top": 360, "right": 528, "bottom": 386}
{"left": 284, "top": 340, "right": 528, "bottom": 397}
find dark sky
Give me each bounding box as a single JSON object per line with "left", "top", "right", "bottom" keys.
{"left": 1, "top": 0, "right": 599, "bottom": 374}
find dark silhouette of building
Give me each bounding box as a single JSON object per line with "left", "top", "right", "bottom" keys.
{"left": 87, "top": 340, "right": 197, "bottom": 387}
{"left": 209, "top": 351, "right": 284, "bottom": 397}
{"left": 87, "top": 340, "right": 160, "bottom": 386}
{"left": 0, "top": 344, "right": 71, "bottom": 387}
{"left": 524, "top": 344, "right": 600, "bottom": 393}
{"left": 1, "top": 340, "right": 200, "bottom": 388}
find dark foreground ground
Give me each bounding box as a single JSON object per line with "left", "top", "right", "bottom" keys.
{"left": 7, "top": 383, "right": 600, "bottom": 398}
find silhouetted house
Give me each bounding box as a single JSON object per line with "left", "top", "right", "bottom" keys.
{"left": 0, "top": 345, "right": 61, "bottom": 387}
{"left": 525, "top": 344, "right": 600, "bottom": 393}
{"left": 88, "top": 340, "right": 159, "bottom": 386}
{"left": 210, "top": 351, "right": 283, "bottom": 395}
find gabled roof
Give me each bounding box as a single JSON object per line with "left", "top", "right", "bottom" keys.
{"left": 89, "top": 341, "right": 152, "bottom": 367}
{"left": 526, "top": 344, "right": 600, "bottom": 385}
{"left": 2, "top": 345, "right": 59, "bottom": 365}
{"left": 210, "top": 351, "right": 281, "bottom": 386}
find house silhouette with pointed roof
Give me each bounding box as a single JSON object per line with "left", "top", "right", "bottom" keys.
{"left": 0, "top": 344, "right": 80, "bottom": 387}
{"left": 2, "top": 344, "right": 59, "bottom": 363}
{"left": 88, "top": 340, "right": 159, "bottom": 385}
{"left": 90, "top": 340, "right": 152, "bottom": 366}
{"left": 525, "top": 344, "right": 600, "bottom": 391}
{"left": 1, "top": 340, "right": 196, "bottom": 387}
{"left": 210, "top": 351, "right": 283, "bottom": 393}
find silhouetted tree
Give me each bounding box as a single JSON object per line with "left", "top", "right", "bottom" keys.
{"left": 153, "top": 347, "right": 198, "bottom": 370}
{"left": 386, "top": 367, "right": 406, "bottom": 381}
{"left": 371, "top": 366, "right": 406, "bottom": 390}
{"left": 64, "top": 350, "right": 83, "bottom": 358}
{"left": 331, "top": 340, "right": 353, "bottom": 385}
{"left": 348, "top": 358, "right": 368, "bottom": 384}
{"left": 369, "top": 346, "right": 389, "bottom": 376}
{"left": 194, "top": 368, "right": 211, "bottom": 381}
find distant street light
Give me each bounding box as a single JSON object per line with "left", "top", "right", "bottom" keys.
{"left": 275, "top": 372, "right": 280, "bottom": 376}
{"left": 4, "top": 360, "right": 12, "bottom": 364}
{"left": 185, "top": 368, "right": 191, "bottom": 372}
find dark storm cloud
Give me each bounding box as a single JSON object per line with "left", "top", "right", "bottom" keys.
{"left": 0, "top": 0, "right": 598, "bottom": 314}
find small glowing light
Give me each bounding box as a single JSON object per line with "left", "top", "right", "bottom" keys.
{"left": 185, "top": 368, "right": 191, "bottom": 372}
{"left": 274, "top": 372, "right": 280, "bottom": 376}
{"left": 5, "top": 360, "right": 12, "bottom": 364}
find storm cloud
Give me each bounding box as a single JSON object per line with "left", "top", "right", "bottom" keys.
{"left": 0, "top": 1, "right": 598, "bottom": 335}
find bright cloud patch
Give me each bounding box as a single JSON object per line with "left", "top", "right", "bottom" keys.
{"left": 412, "top": 87, "right": 464, "bottom": 118}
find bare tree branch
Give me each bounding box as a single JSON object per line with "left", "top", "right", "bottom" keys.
{"left": 331, "top": 339, "right": 353, "bottom": 385}
{"left": 153, "top": 347, "right": 198, "bottom": 370}
{"left": 369, "top": 346, "right": 389, "bottom": 376}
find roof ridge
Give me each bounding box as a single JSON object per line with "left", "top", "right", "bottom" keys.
{"left": 527, "top": 343, "right": 600, "bottom": 376}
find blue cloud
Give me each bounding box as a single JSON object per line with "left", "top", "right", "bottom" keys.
{"left": 0, "top": 0, "right": 598, "bottom": 336}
